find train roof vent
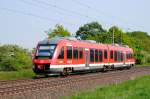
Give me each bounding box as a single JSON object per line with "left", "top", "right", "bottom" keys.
{"left": 124, "top": 45, "right": 129, "bottom": 48}
{"left": 114, "top": 44, "right": 119, "bottom": 46}
{"left": 85, "top": 40, "right": 97, "bottom": 43}
{"left": 64, "top": 37, "right": 77, "bottom": 41}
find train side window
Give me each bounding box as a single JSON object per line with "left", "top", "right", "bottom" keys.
{"left": 104, "top": 50, "right": 107, "bottom": 59}
{"left": 117, "top": 51, "right": 119, "bottom": 62}
{"left": 117, "top": 51, "right": 121, "bottom": 62}
{"left": 110, "top": 50, "right": 113, "bottom": 59}
{"left": 129, "top": 53, "right": 131, "bottom": 59}
{"left": 73, "top": 47, "right": 78, "bottom": 59}
{"left": 79, "top": 48, "right": 83, "bottom": 59}
{"left": 99, "top": 49, "right": 103, "bottom": 62}
{"left": 128, "top": 53, "right": 131, "bottom": 59}
{"left": 126, "top": 53, "right": 128, "bottom": 59}
{"left": 114, "top": 51, "right": 117, "bottom": 61}
{"left": 121, "top": 52, "right": 123, "bottom": 62}
{"left": 90, "top": 49, "right": 94, "bottom": 62}
{"left": 67, "top": 46, "right": 72, "bottom": 59}
{"left": 126, "top": 53, "right": 129, "bottom": 59}
{"left": 58, "top": 47, "right": 64, "bottom": 59}
{"left": 130, "top": 53, "right": 132, "bottom": 59}
{"left": 131, "top": 53, "right": 133, "bottom": 58}
{"left": 95, "top": 49, "right": 98, "bottom": 62}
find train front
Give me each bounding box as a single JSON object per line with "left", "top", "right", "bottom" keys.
{"left": 32, "top": 39, "right": 56, "bottom": 75}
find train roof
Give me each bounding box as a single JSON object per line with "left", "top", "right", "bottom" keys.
{"left": 38, "top": 37, "right": 61, "bottom": 45}
{"left": 38, "top": 37, "right": 132, "bottom": 51}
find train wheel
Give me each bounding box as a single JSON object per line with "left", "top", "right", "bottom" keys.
{"left": 60, "top": 68, "right": 68, "bottom": 76}
{"left": 127, "top": 65, "right": 131, "bottom": 69}
{"left": 60, "top": 68, "right": 72, "bottom": 76}
{"left": 44, "top": 74, "right": 49, "bottom": 78}
{"left": 111, "top": 65, "right": 115, "bottom": 69}
{"left": 102, "top": 66, "right": 107, "bottom": 72}
{"left": 62, "top": 67, "right": 74, "bottom": 76}
{"left": 132, "top": 64, "right": 135, "bottom": 68}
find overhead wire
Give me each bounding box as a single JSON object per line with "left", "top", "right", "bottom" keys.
{"left": 17, "top": 0, "right": 112, "bottom": 25}
{"left": 72, "top": 0, "right": 141, "bottom": 30}
{"left": 18, "top": 0, "right": 105, "bottom": 27}
{"left": 1, "top": 0, "right": 142, "bottom": 31}
{"left": 30, "top": 0, "right": 96, "bottom": 20}
{"left": 17, "top": 0, "right": 76, "bottom": 25}
{"left": 0, "top": 7, "right": 73, "bottom": 25}
{"left": 19, "top": 0, "right": 71, "bottom": 17}
{"left": 31, "top": 0, "right": 111, "bottom": 25}
{"left": 16, "top": 0, "right": 101, "bottom": 26}
{"left": 71, "top": 0, "right": 116, "bottom": 23}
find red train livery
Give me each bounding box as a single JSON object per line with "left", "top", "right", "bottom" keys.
{"left": 32, "top": 37, "right": 135, "bottom": 75}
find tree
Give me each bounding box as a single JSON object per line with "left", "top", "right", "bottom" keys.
{"left": 126, "top": 31, "right": 150, "bottom": 64}
{"left": 0, "top": 45, "right": 32, "bottom": 71}
{"left": 47, "top": 24, "right": 71, "bottom": 38}
{"left": 127, "top": 31, "right": 150, "bottom": 52}
{"left": 76, "top": 22, "right": 107, "bottom": 41}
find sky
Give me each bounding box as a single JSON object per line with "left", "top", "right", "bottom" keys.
{"left": 0, "top": 0, "right": 150, "bottom": 49}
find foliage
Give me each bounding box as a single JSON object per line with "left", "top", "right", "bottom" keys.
{"left": 63, "top": 75, "right": 150, "bottom": 99}
{"left": 126, "top": 31, "right": 150, "bottom": 64}
{"left": 0, "top": 69, "right": 35, "bottom": 80}
{"left": 76, "top": 22, "right": 107, "bottom": 41}
{"left": 76, "top": 22, "right": 150, "bottom": 65}
{"left": 127, "top": 31, "right": 150, "bottom": 52}
{"left": 47, "top": 24, "right": 71, "bottom": 38}
{"left": 0, "top": 45, "right": 32, "bottom": 71}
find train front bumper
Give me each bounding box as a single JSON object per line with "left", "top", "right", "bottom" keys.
{"left": 32, "top": 64, "right": 64, "bottom": 74}
{"left": 32, "top": 64, "right": 51, "bottom": 74}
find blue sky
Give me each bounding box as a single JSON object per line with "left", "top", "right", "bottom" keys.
{"left": 0, "top": 0, "right": 150, "bottom": 49}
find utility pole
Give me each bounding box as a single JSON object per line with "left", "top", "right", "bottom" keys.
{"left": 112, "top": 28, "right": 114, "bottom": 45}
{"left": 120, "top": 32, "right": 122, "bottom": 45}
{"left": 118, "top": 30, "right": 122, "bottom": 46}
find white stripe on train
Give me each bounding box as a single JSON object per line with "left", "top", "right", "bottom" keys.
{"left": 50, "top": 62, "right": 135, "bottom": 68}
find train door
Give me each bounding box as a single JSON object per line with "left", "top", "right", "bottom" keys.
{"left": 66, "top": 46, "right": 72, "bottom": 64}
{"left": 73, "top": 47, "right": 79, "bottom": 64}
{"left": 57, "top": 46, "right": 66, "bottom": 64}
{"left": 109, "top": 50, "right": 114, "bottom": 63}
{"left": 123, "top": 52, "right": 126, "bottom": 65}
{"left": 104, "top": 49, "right": 108, "bottom": 64}
{"left": 85, "top": 48, "right": 89, "bottom": 67}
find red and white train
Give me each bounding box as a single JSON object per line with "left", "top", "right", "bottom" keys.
{"left": 32, "top": 37, "right": 135, "bottom": 75}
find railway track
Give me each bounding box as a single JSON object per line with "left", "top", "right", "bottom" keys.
{"left": 0, "top": 66, "right": 150, "bottom": 99}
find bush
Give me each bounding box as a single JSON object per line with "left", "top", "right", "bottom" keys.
{"left": 0, "top": 45, "right": 32, "bottom": 71}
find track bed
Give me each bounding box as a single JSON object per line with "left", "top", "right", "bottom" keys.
{"left": 0, "top": 66, "right": 150, "bottom": 99}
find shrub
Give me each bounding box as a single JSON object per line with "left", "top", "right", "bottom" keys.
{"left": 0, "top": 45, "right": 32, "bottom": 71}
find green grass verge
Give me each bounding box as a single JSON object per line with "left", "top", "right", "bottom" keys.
{"left": 0, "top": 69, "right": 35, "bottom": 80}
{"left": 136, "top": 64, "right": 150, "bottom": 67}
{"left": 63, "top": 75, "right": 150, "bottom": 99}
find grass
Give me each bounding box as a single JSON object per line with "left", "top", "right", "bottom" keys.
{"left": 136, "top": 63, "right": 150, "bottom": 67}
{"left": 63, "top": 75, "right": 150, "bottom": 99}
{"left": 0, "top": 69, "right": 35, "bottom": 80}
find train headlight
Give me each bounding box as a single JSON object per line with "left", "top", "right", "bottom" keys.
{"left": 37, "top": 65, "right": 43, "bottom": 70}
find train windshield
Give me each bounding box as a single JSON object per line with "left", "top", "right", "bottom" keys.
{"left": 36, "top": 45, "right": 56, "bottom": 59}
